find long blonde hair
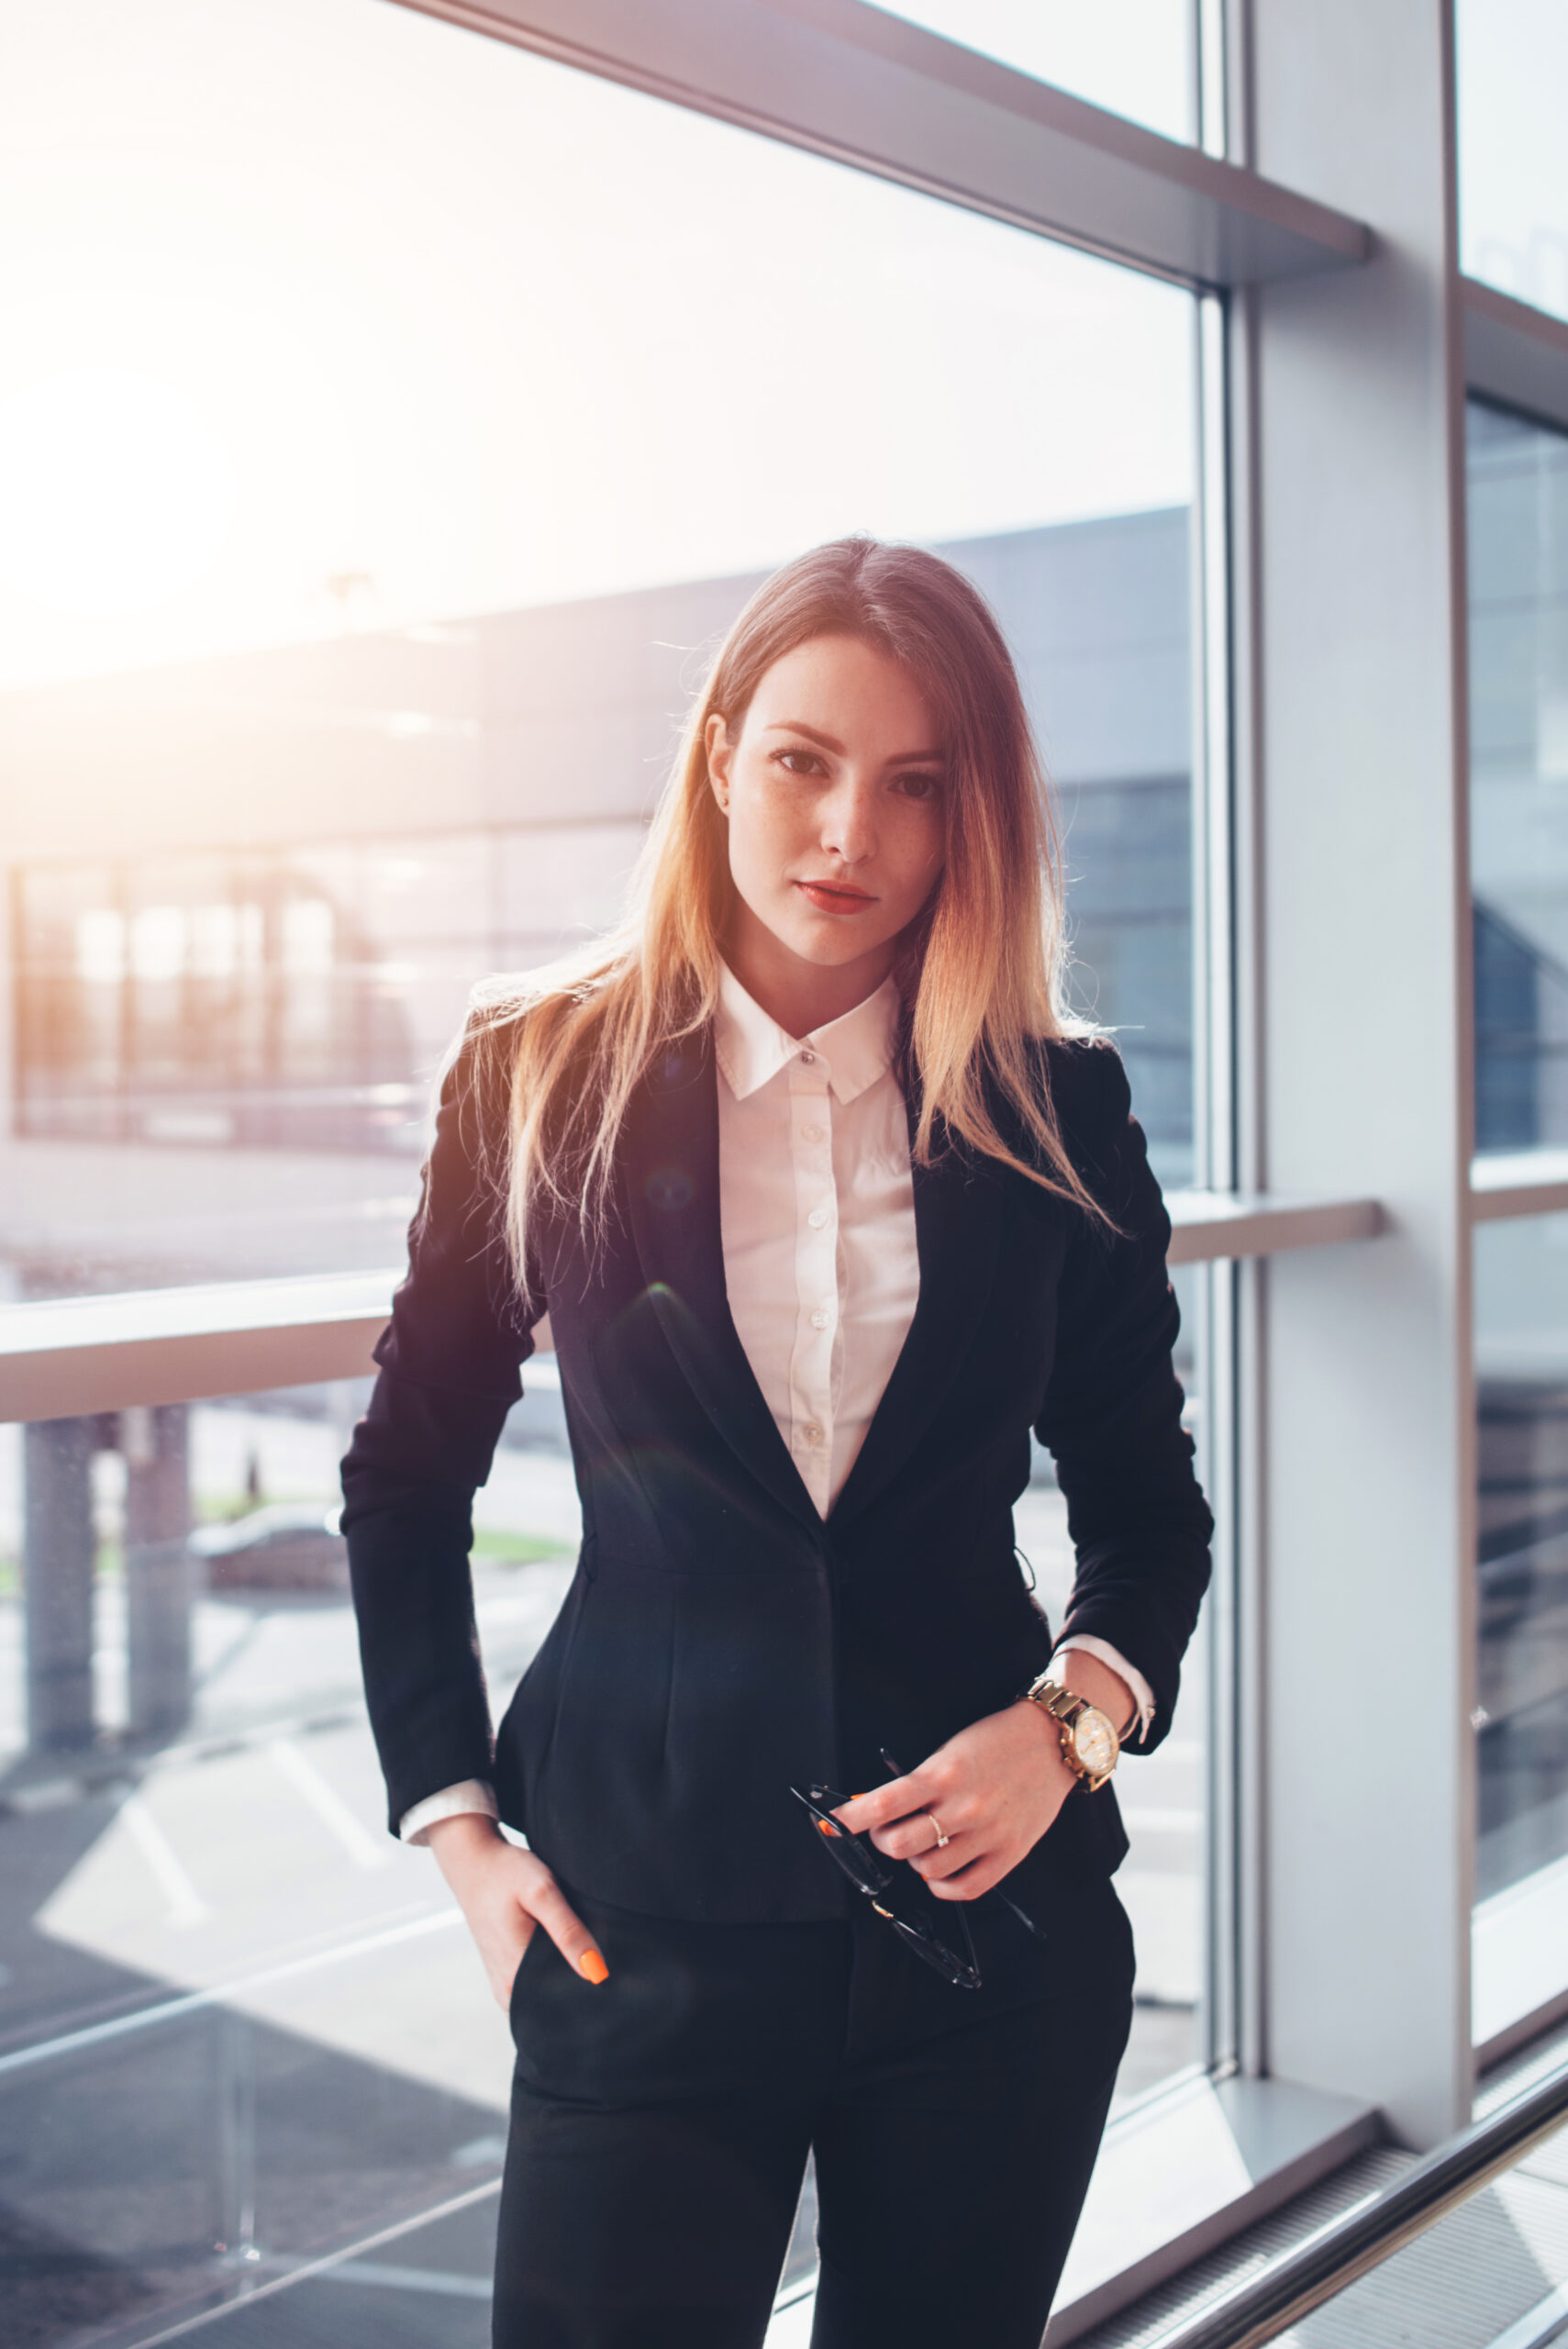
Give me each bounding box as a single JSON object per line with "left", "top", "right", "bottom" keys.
{"left": 466, "top": 536, "right": 1103, "bottom": 1284}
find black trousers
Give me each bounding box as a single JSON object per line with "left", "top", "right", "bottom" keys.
{"left": 493, "top": 1874, "right": 1135, "bottom": 2349}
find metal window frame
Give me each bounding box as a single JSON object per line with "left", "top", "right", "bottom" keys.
{"left": 384, "top": 0, "right": 1369, "bottom": 290}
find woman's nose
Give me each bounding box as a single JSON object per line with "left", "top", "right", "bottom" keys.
{"left": 820, "top": 777, "right": 876, "bottom": 863}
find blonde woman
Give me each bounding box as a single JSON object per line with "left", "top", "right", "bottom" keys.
{"left": 342, "top": 539, "right": 1212, "bottom": 2349}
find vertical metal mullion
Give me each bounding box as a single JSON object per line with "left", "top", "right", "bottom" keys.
{"left": 1197, "top": 0, "right": 1255, "bottom": 2084}
{"left": 1439, "top": 0, "right": 1482, "bottom": 2087}
{"left": 1226, "top": 264, "right": 1269, "bottom": 2085}
{"left": 1191, "top": 282, "right": 1241, "bottom": 2078}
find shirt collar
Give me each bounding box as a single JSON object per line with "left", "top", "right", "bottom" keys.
{"left": 715, "top": 962, "right": 902, "bottom": 1107}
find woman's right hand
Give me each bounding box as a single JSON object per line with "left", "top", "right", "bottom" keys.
{"left": 424, "top": 1812, "right": 609, "bottom": 2007}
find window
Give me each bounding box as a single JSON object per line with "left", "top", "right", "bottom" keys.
{"left": 1469, "top": 402, "right": 1568, "bottom": 1155}
{"left": 862, "top": 1, "right": 1197, "bottom": 143}
{"left": 0, "top": 0, "right": 1196, "bottom": 1305}
{"left": 1458, "top": 0, "right": 1568, "bottom": 322}
{"left": 0, "top": 1, "right": 1218, "bottom": 2332}
{"left": 1474, "top": 1215, "right": 1568, "bottom": 1902}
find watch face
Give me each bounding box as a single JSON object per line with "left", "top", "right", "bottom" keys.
{"left": 1073, "top": 1709, "right": 1118, "bottom": 1775}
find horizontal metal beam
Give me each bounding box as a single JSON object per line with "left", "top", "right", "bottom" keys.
{"left": 0, "top": 1192, "right": 1385, "bottom": 1422}
{"left": 1470, "top": 1150, "right": 1568, "bottom": 1224}
{"left": 1164, "top": 1191, "right": 1384, "bottom": 1265}
{"left": 0, "top": 1273, "right": 394, "bottom": 1424}
{"left": 1462, "top": 278, "right": 1568, "bottom": 436}
{"left": 386, "top": 0, "right": 1371, "bottom": 291}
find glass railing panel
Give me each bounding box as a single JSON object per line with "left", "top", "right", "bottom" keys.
{"left": 0, "top": 1370, "right": 580, "bottom": 2339}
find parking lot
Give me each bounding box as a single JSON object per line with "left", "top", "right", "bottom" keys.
{"left": 0, "top": 1395, "right": 1205, "bottom": 2344}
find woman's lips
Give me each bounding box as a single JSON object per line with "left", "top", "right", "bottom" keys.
{"left": 795, "top": 878, "right": 876, "bottom": 915}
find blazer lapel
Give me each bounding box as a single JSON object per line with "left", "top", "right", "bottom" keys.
{"left": 829, "top": 1110, "right": 1004, "bottom": 1531}
{"left": 622, "top": 1032, "right": 820, "bottom": 1532}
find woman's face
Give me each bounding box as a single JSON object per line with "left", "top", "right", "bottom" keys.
{"left": 706, "top": 633, "right": 947, "bottom": 1019}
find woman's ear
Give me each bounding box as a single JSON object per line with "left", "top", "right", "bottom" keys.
{"left": 706, "top": 712, "right": 732, "bottom": 814}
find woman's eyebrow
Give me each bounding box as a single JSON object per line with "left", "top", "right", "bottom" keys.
{"left": 763, "top": 719, "right": 844, "bottom": 751}
{"left": 763, "top": 719, "right": 942, "bottom": 765}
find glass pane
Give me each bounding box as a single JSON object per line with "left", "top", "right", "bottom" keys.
{"left": 1, "top": 0, "right": 1207, "bottom": 2176}
{"left": 1458, "top": 0, "right": 1568, "bottom": 322}
{"left": 863, "top": 0, "right": 1195, "bottom": 143}
{"left": 0, "top": 1371, "right": 817, "bottom": 2334}
{"left": 1474, "top": 1216, "right": 1568, "bottom": 1903}
{"left": 0, "top": 0, "right": 1195, "bottom": 1304}
{"left": 1469, "top": 401, "right": 1568, "bottom": 1154}
{"left": 1021, "top": 1262, "right": 1207, "bottom": 2109}
{"left": 0, "top": 1373, "right": 597, "bottom": 2339}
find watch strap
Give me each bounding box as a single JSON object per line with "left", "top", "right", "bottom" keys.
{"left": 1022, "top": 1672, "right": 1120, "bottom": 1790}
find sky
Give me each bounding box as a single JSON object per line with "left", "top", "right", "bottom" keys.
{"left": 864, "top": 0, "right": 1194, "bottom": 142}
{"left": 0, "top": 0, "right": 1195, "bottom": 692}
{"left": 1457, "top": 0, "right": 1568, "bottom": 322}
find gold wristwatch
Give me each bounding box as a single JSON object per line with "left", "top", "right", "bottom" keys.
{"left": 1022, "top": 1673, "right": 1121, "bottom": 1791}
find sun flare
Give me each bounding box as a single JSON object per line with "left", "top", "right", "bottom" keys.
{"left": 0, "top": 365, "right": 234, "bottom": 618}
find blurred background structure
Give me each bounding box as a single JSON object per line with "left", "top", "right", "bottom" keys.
{"left": 2, "top": 3, "right": 1568, "bottom": 2345}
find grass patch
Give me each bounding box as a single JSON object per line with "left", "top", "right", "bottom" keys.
{"left": 471, "top": 1529, "right": 572, "bottom": 1567}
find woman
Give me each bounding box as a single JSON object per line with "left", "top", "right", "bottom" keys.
{"left": 342, "top": 537, "right": 1212, "bottom": 2349}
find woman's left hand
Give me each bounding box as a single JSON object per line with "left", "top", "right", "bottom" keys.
{"left": 831, "top": 1702, "right": 1077, "bottom": 1901}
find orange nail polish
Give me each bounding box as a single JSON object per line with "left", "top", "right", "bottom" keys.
{"left": 816, "top": 1818, "right": 840, "bottom": 1837}
{"left": 579, "top": 1949, "right": 609, "bottom": 1985}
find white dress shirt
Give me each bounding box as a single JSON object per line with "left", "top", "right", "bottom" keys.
{"left": 398, "top": 965, "right": 1151, "bottom": 1844}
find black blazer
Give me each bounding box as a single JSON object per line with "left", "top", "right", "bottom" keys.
{"left": 341, "top": 1024, "right": 1212, "bottom": 1923}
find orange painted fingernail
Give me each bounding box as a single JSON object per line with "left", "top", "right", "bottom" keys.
{"left": 816, "top": 1818, "right": 840, "bottom": 1837}
{"left": 579, "top": 1949, "right": 609, "bottom": 1984}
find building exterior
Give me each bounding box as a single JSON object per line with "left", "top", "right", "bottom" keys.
{"left": 1, "top": 507, "right": 1193, "bottom": 1296}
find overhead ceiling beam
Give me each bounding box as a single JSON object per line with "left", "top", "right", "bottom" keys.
{"left": 384, "top": 0, "right": 1371, "bottom": 291}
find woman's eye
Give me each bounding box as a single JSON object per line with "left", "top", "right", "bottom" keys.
{"left": 895, "top": 772, "right": 942, "bottom": 801}
{"left": 775, "top": 749, "right": 823, "bottom": 776}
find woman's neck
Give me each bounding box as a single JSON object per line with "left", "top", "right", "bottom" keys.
{"left": 721, "top": 909, "right": 896, "bottom": 1040}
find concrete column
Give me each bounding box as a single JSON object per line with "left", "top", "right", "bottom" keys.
{"left": 123, "top": 1403, "right": 193, "bottom": 1741}
{"left": 23, "top": 1416, "right": 97, "bottom": 1751}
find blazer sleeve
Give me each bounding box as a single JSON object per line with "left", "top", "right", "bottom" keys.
{"left": 1032, "top": 1040, "right": 1213, "bottom": 1755}
{"left": 339, "top": 1021, "right": 540, "bottom": 1833}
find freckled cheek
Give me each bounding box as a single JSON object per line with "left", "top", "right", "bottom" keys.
{"left": 728, "top": 807, "right": 806, "bottom": 912}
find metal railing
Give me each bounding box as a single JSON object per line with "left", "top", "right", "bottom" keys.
{"left": 0, "top": 1187, "right": 1383, "bottom": 1424}
{"left": 1139, "top": 2054, "right": 1568, "bottom": 2349}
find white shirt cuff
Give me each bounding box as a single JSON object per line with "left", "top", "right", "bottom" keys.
{"left": 399, "top": 1779, "right": 500, "bottom": 1844}
{"left": 1051, "top": 1636, "right": 1156, "bottom": 1746}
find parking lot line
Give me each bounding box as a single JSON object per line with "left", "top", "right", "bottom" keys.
{"left": 267, "top": 1736, "right": 389, "bottom": 1870}
{"left": 118, "top": 1790, "right": 211, "bottom": 1928}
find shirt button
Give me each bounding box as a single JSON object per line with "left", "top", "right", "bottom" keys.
{"left": 803, "top": 1424, "right": 825, "bottom": 1446}
{"left": 799, "top": 1050, "right": 817, "bottom": 1065}
{"left": 802, "top": 1122, "right": 825, "bottom": 1142}
{"left": 807, "top": 1206, "right": 828, "bottom": 1230}
{"left": 810, "top": 1308, "right": 831, "bottom": 1330}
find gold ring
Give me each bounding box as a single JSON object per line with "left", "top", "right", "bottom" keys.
{"left": 928, "top": 1814, "right": 951, "bottom": 1850}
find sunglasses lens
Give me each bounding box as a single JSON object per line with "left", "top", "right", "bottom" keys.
{"left": 797, "top": 1787, "right": 892, "bottom": 1893}
{"left": 820, "top": 1829, "right": 889, "bottom": 1895}
{"left": 794, "top": 1781, "right": 978, "bottom": 1986}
